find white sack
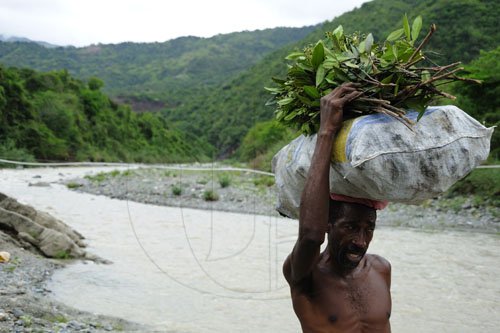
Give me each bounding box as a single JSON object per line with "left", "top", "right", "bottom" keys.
{"left": 272, "top": 105, "right": 494, "bottom": 219}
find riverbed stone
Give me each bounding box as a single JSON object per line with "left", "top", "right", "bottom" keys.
{"left": 0, "top": 193, "right": 100, "bottom": 261}
{"left": 12, "top": 308, "right": 24, "bottom": 318}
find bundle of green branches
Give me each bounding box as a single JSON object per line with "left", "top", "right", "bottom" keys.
{"left": 266, "top": 15, "right": 479, "bottom": 135}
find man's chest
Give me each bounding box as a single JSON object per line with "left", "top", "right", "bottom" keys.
{"left": 292, "top": 271, "right": 391, "bottom": 331}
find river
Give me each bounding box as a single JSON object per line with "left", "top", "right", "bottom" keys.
{"left": 0, "top": 167, "right": 499, "bottom": 332}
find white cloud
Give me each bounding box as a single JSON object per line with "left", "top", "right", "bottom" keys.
{"left": 0, "top": 0, "right": 371, "bottom": 46}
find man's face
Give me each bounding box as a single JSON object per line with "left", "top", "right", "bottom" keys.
{"left": 328, "top": 202, "right": 376, "bottom": 270}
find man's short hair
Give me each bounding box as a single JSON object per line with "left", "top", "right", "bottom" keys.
{"left": 328, "top": 199, "right": 376, "bottom": 224}
{"left": 329, "top": 199, "right": 346, "bottom": 224}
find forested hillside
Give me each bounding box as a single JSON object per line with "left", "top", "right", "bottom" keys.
{"left": 0, "top": 27, "right": 315, "bottom": 111}
{"left": 0, "top": 66, "right": 212, "bottom": 163}
{"left": 165, "top": 0, "right": 499, "bottom": 157}
{"left": 0, "top": 0, "right": 498, "bottom": 164}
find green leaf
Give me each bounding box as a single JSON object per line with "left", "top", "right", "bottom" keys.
{"left": 331, "top": 35, "right": 342, "bottom": 51}
{"left": 325, "top": 77, "right": 336, "bottom": 84}
{"left": 304, "top": 85, "right": 320, "bottom": 99}
{"left": 284, "top": 111, "right": 298, "bottom": 121}
{"left": 344, "top": 61, "right": 359, "bottom": 69}
{"left": 335, "top": 55, "right": 353, "bottom": 62}
{"left": 271, "top": 77, "right": 286, "bottom": 84}
{"left": 297, "top": 94, "right": 313, "bottom": 106}
{"left": 365, "top": 33, "right": 374, "bottom": 53}
{"left": 323, "top": 47, "right": 336, "bottom": 58}
{"left": 417, "top": 109, "right": 426, "bottom": 121}
{"left": 381, "top": 41, "right": 397, "bottom": 62}
{"left": 381, "top": 74, "right": 394, "bottom": 84}
{"left": 411, "top": 16, "right": 422, "bottom": 42}
{"left": 285, "top": 52, "right": 305, "bottom": 60}
{"left": 322, "top": 58, "right": 339, "bottom": 69}
{"left": 358, "top": 41, "right": 366, "bottom": 54}
{"left": 393, "top": 75, "right": 402, "bottom": 95}
{"left": 264, "top": 86, "right": 282, "bottom": 93}
{"left": 421, "top": 70, "right": 431, "bottom": 82}
{"left": 333, "top": 25, "right": 344, "bottom": 39}
{"left": 265, "top": 97, "right": 276, "bottom": 106}
{"left": 315, "top": 64, "right": 325, "bottom": 87}
{"left": 350, "top": 45, "right": 359, "bottom": 57}
{"left": 333, "top": 68, "right": 349, "bottom": 82}
{"left": 386, "top": 28, "right": 404, "bottom": 42}
{"left": 297, "top": 62, "right": 313, "bottom": 72}
{"left": 392, "top": 44, "right": 399, "bottom": 60}
{"left": 410, "top": 101, "right": 429, "bottom": 121}
{"left": 403, "top": 14, "right": 411, "bottom": 41}
{"left": 311, "top": 42, "right": 325, "bottom": 69}
{"left": 277, "top": 97, "right": 294, "bottom": 106}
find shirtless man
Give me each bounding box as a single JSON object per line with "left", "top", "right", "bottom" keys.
{"left": 283, "top": 83, "right": 392, "bottom": 332}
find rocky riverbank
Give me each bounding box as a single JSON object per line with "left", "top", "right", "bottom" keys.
{"left": 63, "top": 166, "right": 499, "bottom": 233}
{"left": 0, "top": 232, "right": 147, "bottom": 333}
{"left": 0, "top": 193, "right": 149, "bottom": 333}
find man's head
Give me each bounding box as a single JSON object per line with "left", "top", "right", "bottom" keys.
{"left": 327, "top": 199, "right": 377, "bottom": 271}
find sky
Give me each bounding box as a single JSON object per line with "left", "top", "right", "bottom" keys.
{"left": 0, "top": 0, "right": 371, "bottom": 47}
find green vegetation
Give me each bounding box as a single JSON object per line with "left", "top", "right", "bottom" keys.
{"left": 20, "top": 315, "right": 32, "bottom": 327}
{"left": 450, "top": 47, "right": 500, "bottom": 160}
{"left": 43, "top": 313, "right": 68, "bottom": 324}
{"left": 0, "top": 140, "right": 36, "bottom": 167}
{"left": 122, "top": 170, "right": 135, "bottom": 177}
{"left": 84, "top": 172, "right": 109, "bottom": 183}
{"left": 446, "top": 168, "right": 500, "bottom": 207}
{"left": 218, "top": 174, "right": 232, "bottom": 188}
{"left": 237, "top": 119, "right": 298, "bottom": 171}
{"left": 0, "top": 1, "right": 496, "bottom": 213}
{"left": 203, "top": 190, "right": 219, "bottom": 201}
{"left": 66, "top": 182, "right": 82, "bottom": 189}
{"left": 164, "top": 0, "right": 499, "bottom": 157}
{"left": 196, "top": 177, "right": 208, "bottom": 185}
{"left": 54, "top": 250, "right": 72, "bottom": 259}
{"left": 109, "top": 170, "right": 121, "bottom": 177}
{"left": 0, "top": 27, "right": 314, "bottom": 111}
{"left": 171, "top": 185, "right": 182, "bottom": 196}
{"left": 2, "top": 256, "right": 21, "bottom": 273}
{"left": 0, "top": 66, "right": 211, "bottom": 163}
{"left": 268, "top": 16, "right": 480, "bottom": 134}
{"left": 253, "top": 175, "right": 275, "bottom": 188}
{"left": 0, "top": 0, "right": 497, "bottom": 167}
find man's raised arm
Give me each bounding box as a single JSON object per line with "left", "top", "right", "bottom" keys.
{"left": 284, "top": 83, "right": 361, "bottom": 285}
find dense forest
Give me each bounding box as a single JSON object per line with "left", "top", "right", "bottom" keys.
{"left": 0, "top": 66, "right": 212, "bottom": 163}
{"left": 0, "top": 27, "right": 315, "bottom": 111}
{"left": 0, "top": 0, "right": 498, "bottom": 165}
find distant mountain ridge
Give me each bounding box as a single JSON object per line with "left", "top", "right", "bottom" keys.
{"left": 0, "top": 34, "right": 60, "bottom": 48}
{"left": 0, "top": 26, "right": 316, "bottom": 110}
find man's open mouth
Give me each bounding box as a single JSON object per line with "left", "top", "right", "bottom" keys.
{"left": 346, "top": 252, "right": 363, "bottom": 261}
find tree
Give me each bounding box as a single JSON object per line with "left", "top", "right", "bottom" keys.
{"left": 453, "top": 47, "right": 500, "bottom": 159}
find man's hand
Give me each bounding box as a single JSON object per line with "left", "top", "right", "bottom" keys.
{"left": 319, "top": 83, "right": 362, "bottom": 135}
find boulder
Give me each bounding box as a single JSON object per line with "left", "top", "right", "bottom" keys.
{"left": 0, "top": 193, "right": 102, "bottom": 262}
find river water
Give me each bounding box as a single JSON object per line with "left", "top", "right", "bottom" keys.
{"left": 1, "top": 167, "right": 499, "bottom": 332}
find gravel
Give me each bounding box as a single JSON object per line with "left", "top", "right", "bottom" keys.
{"left": 64, "top": 167, "right": 499, "bottom": 233}
{"left": 0, "top": 232, "right": 150, "bottom": 333}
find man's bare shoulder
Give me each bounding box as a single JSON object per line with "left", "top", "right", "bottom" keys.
{"left": 366, "top": 254, "right": 391, "bottom": 274}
